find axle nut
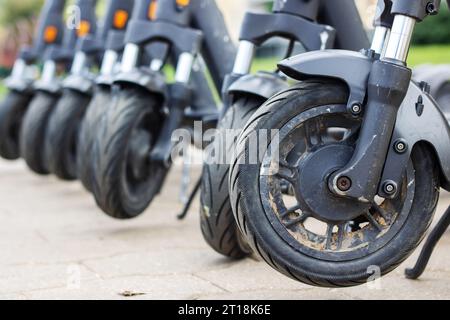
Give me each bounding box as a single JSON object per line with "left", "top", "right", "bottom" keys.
{"left": 426, "top": 2, "right": 438, "bottom": 15}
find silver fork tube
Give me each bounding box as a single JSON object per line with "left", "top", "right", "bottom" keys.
{"left": 232, "top": 40, "right": 255, "bottom": 75}
{"left": 100, "top": 50, "right": 118, "bottom": 76}
{"left": 150, "top": 59, "right": 164, "bottom": 72}
{"left": 41, "top": 60, "right": 57, "bottom": 83}
{"left": 371, "top": 26, "right": 390, "bottom": 55}
{"left": 383, "top": 15, "right": 416, "bottom": 63}
{"left": 175, "top": 53, "right": 195, "bottom": 84}
{"left": 11, "top": 59, "right": 27, "bottom": 79}
{"left": 71, "top": 51, "right": 87, "bottom": 75}
{"left": 121, "top": 43, "right": 140, "bottom": 73}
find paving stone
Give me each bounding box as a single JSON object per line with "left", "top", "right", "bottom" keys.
{"left": 0, "top": 263, "right": 98, "bottom": 295}
{"left": 25, "top": 274, "right": 224, "bottom": 300}
{"left": 83, "top": 248, "right": 233, "bottom": 279}
{"left": 1, "top": 159, "right": 450, "bottom": 299}
{"left": 194, "top": 259, "right": 309, "bottom": 292}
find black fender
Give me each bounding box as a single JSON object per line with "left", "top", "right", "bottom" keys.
{"left": 113, "top": 67, "right": 167, "bottom": 101}
{"left": 63, "top": 74, "right": 95, "bottom": 94}
{"left": 277, "top": 49, "right": 450, "bottom": 194}
{"left": 413, "top": 64, "right": 450, "bottom": 96}
{"left": 33, "top": 79, "right": 61, "bottom": 94}
{"left": 5, "top": 77, "right": 34, "bottom": 93}
{"left": 278, "top": 49, "right": 373, "bottom": 111}
{"left": 228, "top": 71, "right": 289, "bottom": 100}
{"left": 96, "top": 74, "right": 114, "bottom": 87}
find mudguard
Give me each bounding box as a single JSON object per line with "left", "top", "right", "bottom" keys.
{"left": 96, "top": 74, "right": 114, "bottom": 86}
{"left": 279, "top": 50, "right": 373, "bottom": 110}
{"left": 413, "top": 64, "right": 450, "bottom": 96}
{"left": 63, "top": 74, "right": 95, "bottom": 94}
{"left": 278, "top": 49, "right": 450, "bottom": 194}
{"left": 33, "top": 79, "right": 61, "bottom": 94}
{"left": 113, "top": 67, "right": 167, "bottom": 99}
{"left": 228, "top": 72, "right": 289, "bottom": 100}
{"left": 5, "top": 78, "right": 34, "bottom": 93}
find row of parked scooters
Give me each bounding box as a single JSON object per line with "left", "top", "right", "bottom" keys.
{"left": 2, "top": 0, "right": 450, "bottom": 288}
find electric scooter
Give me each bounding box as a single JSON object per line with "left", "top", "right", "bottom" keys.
{"left": 77, "top": 0, "right": 135, "bottom": 192}
{"left": 197, "top": 0, "right": 369, "bottom": 259}
{"left": 229, "top": 0, "right": 450, "bottom": 287}
{"left": 44, "top": 0, "right": 134, "bottom": 181}
{"left": 0, "top": 0, "right": 65, "bottom": 160}
{"left": 89, "top": 0, "right": 235, "bottom": 219}
{"left": 20, "top": 0, "right": 98, "bottom": 175}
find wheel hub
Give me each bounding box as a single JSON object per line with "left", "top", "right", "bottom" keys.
{"left": 296, "top": 144, "right": 370, "bottom": 222}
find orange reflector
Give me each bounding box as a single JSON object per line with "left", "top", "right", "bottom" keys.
{"left": 44, "top": 26, "right": 58, "bottom": 43}
{"left": 77, "top": 20, "right": 91, "bottom": 37}
{"left": 176, "top": 0, "right": 190, "bottom": 6}
{"left": 113, "top": 10, "right": 129, "bottom": 29}
{"left": 148, "top": 1, "right": 158, "bottom": 20}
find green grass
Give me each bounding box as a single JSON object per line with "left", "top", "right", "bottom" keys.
{"left": 0, "top": 84, "right": 6, "bottom": 97}
{"left": 251, "top": 57, "right": 279, "bottom": 73}
{"left": 252, "top": 45, "right": 450, "bottom": 72}
{"left": 408, "top": 45, "right": 450, "bottom": 66}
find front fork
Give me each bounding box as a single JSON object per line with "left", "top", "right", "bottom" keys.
{"left": 330, "top": 15, "right": 415, "bottom": 201}
{"left": 41, "top": 59, "right": 58, "bottom": 84}
{"left": 6, "top": 59, "right": 39, "bottom": 90}
{"left": 70, "top": 51, "right": 89, "bottom": 76}
{"left": 150, "top": 51, "right": 195, "bottom": 167}
{"left": 120, "top": 42, "right": 164, "bottom": 73}
{"left": 220, "top": 40, "right": 255, "bottom": 115}
{"left": 100, "top": 49, "right": 119, "bottom": 76}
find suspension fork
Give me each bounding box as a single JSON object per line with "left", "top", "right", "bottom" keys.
{"left": 329, "top": 0, "right": 438, "bottom": 202}
{"left": 150, "top": 51, "right": 196, "bottom": 167}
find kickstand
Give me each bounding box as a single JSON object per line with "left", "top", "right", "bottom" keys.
{"left": 177, "top": 177, "right": 201, "bottom": 220}
{"left": 179, "top": 151, "right": 192, "bottom": 204}
{"left": 405, "top": 205, "right": 450, "bottom": 279}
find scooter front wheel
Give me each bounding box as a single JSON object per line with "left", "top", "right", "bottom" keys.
{"left": 77, "top": 86, "right": 111, "bottom": 191}
{"left": 45, "top": 88, "right": 91, "bottom": 180}
{"left": 229, "top": 81, "right": 440, "bottom": 287}
{"left": 91, "top": 87, "right": 167, "bottom": 219}
{"left": 20, "top": 91, "right": 59, "bottom": 175}
{"left": 0, "top": 91, "right": 33, "bottom": 160}
{"left": 200, "top": 97, "right": 263, "bottom": 259}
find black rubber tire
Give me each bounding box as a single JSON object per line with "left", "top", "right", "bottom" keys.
{"left": 77, "top": 86, "right": 111, "bottom": 191}
{"left": 200, "top": 96, "right": 264, "bottom": 259}
{"left": 91, "top": 87, "right": 168, "bottom": 219}
{"left": 0, "top": 90, "right": 33, "bottom": 160}
{"left": 20, "top": 91, "right": 59, "bottom": 175}
{"left": 230, "top": 81, "right": 440, "bottom": 287}
{"left": 45, "top": 89, "right": 91, "bottom": 180}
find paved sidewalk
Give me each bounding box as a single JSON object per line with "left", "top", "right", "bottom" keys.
{"left": 0, "top": 159, "right": 449, "bottom": 300}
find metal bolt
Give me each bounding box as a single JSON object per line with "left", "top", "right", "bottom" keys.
{"left": 337, "top": 176, "right": 352, "bottom": 192}
{"left": 426, "top": 2, "right": 438, "bottom": 15}
{"left": 394, "top": 140, "right": 408, "bottom": 154}
{"left": 383, "top": 182, "right": 397, "bottom": 195}
{"left": 350, "top": 104, "right": 362, "bottom": 115}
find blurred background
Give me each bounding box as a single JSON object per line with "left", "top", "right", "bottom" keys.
{"left": 0, "top": 0, "right": 449, "bottom": 90}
